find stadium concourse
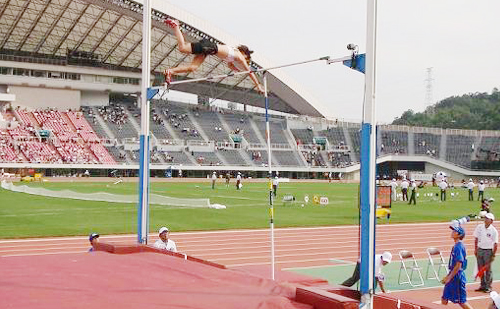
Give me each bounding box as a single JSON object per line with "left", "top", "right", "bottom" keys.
{"left": 1, "top": 222, "right": 499, "bottom": 308}
{"left": 2, "top": 102, "right": 500, "bottom": 175}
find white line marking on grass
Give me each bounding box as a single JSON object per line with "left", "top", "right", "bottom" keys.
{"left": 213, "top": 195, "right": 253, "bottom": 200}
{"left": 0, "top": 213, "right": 60, "bottom": 217}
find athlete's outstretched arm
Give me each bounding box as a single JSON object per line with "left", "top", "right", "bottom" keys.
{"left": 236, "top": 58, "right": 264, "bottom": 94}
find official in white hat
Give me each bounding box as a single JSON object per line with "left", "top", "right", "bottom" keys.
{"left": 473, "top": 213, "right": 498, "bottom": 293}
{"left": 341, "top": 251, "right": 392, "bottom": 293}
{"left": 153, "top": 227, "right": 177, "bottom": 252}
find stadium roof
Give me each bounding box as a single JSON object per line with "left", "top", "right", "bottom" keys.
{"left": 0, "top": 0, "right": 325, "bottom": 117}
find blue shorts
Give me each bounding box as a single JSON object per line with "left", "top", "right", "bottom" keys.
{"left": 442, "top": 271, "right": 467, "bottom": 304}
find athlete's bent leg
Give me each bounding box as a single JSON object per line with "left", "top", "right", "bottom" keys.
{"left": 168, "top": 54, "right": 206, "bottom": 75}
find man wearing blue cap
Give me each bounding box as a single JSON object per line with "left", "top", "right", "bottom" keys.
{"left": 441, "top": 225, "right": 474, "bottom": 309}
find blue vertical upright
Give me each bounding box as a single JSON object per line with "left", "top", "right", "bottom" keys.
{"left": 137, "top": 0, "right": 152, "bottom": 244}
{"left": 359, "top": 0, "right": 378, "bottom": 307}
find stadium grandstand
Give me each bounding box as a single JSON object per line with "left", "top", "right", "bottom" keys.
{"left": 0, "top": 0, "right": 499, "bottom": 182}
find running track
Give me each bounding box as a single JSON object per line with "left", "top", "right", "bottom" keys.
{"left": 1, "top": 221, "right": 498, "bottom": 307}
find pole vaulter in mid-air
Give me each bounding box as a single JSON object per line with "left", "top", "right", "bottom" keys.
{"left": 150, "top": 19, "right": 364, "bottom": 97}
{"left": 163, "top": 19, "right": 265, "bottom": 93}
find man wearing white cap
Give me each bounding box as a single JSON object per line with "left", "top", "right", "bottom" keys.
{"left": 478, "top": 181, "right": 486, "bottom": 201}
{"left": 467, "top": 179, "right": 475, "bottom": 201}
{"left": 341, "top": 251, "right": 392, "bottom": 293}
{"left": 408, "top": 179, "right": 417, "bottom": 205}
{"left": 439, "top": 179, "right": 448, "bottom": 202}
{"left": 400, "top": 178, "right": 409, "bottom": 201}
{"left": 389, "top": 179, "right": 398, "bottom": 202}
{"left": 473, "top": 213, "right": 498, "bottom": 293}
{"left": 236, "top": 172, "right": 242, "bottom": 190}
{"left": 489, "top": 291, "right": 500, "bottom": 309}
{"left": 153, "top": 227, "right": 177, "bottom": 252}
{"left": 211, "top": 171, "right": 217, "bottom": 190}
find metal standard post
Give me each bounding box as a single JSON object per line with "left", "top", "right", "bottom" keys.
{"left": 360, "top": 0, "right": 378, "bottom": 307}
{"left": 264, "top": 72, "right": 275, "bottom": 280}
{"left": 137, "top": 0, "right": 151, "bottom": 244}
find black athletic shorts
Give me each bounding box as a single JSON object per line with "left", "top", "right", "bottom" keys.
{"left": 191, "top": 39, "right": 218, "bottom": 56}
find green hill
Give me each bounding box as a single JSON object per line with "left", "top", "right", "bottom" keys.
{"left": 392, "top": 88, "right": 500, "bottom": 130}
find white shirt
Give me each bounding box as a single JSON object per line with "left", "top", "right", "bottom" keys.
{"left": 153, "top": 239, "right": 177, "bottom": 252}
{"left": 212, "top": 174, "right": 217, "bottom": 181}
{"left": 479, "top": 184, "right": 486, "bottom": 191}
{"left": 355, "top": 254, "right": 385, "bottom": 278}
{"left": 390, "top": 181, "right": 398, "bottom": 190}
{"left": 439, "top": 181, "right": 448, "bottom": 190}
{"left": 273, "top": 178, "right": 279, "bottom": 186}
{"left": 400, "top": 180, "right": 409, "bottom": 189}
{"left": 473, "top": 224, "right": 499, "bottom": 249}
{"left": 236, "top": 175, "right": 241, "bottom": 181}
{"left": 374, "top": 254, "right": 385, "bottom": 279}
{"left": 467, "top": 181, "right": 475, "bottom": 190}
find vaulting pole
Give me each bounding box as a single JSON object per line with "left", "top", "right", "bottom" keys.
{"left": 263, "top": 72, "right": 275, "bottom": 280}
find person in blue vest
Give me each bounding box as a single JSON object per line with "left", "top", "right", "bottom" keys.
{"left": 441, "top": 225, "right": 474, "bottom": 309}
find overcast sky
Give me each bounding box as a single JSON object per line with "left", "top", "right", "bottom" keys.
{"left": 170, "top": 0, "right": 500, "bottom": 123}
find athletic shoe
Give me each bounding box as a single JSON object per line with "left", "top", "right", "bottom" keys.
{"left": 164, "top": 69, "right": 172, "bottom": 85}
{"left": 164, "top": 19, "right": 179, "bottom": 28}
{"left": 484, "top": 288, "right": 492, "bottom": 293}
{"left": 475, "top": 287, "right": 485, "bottom": 292}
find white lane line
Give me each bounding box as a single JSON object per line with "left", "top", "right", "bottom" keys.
{"left": 390, "top": 279, "right": 500, "bottom": 294}
{"left": 432, "top": 295, "right": 489, "bottom": 304}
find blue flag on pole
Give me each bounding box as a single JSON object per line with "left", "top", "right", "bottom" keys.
{"left": 147, "top": 88, "right": 159, "bottom": 100}
{"left": 343, "top": 53, "right": 365, "bottom": 74}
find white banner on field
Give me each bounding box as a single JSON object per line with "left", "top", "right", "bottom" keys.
{"left": 409, "top": 173, "right": 433, "bottom": 181}
{"left": 0, "top": 181, "right": 210, "bottom": 208}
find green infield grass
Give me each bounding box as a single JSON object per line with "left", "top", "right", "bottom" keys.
{"left": 0, "top": 180, "right": 497, "bottom": 238}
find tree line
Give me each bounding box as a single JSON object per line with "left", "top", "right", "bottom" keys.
{"left": 392, "top": 88, "right": 500, "bottom": 130}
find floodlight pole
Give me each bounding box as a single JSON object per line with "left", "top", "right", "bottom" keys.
{"left": 359, "top": 0, "right": 378, "bottom": 307}
{"left": 137, "top": 0, "right": 151, "bottom": 244}
{"left": 263, "top": 73, "right": 275, "bottom": 280}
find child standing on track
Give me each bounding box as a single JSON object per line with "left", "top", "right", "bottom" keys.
{"left": 441, "top": 225, "right": 474, "bottom": 309}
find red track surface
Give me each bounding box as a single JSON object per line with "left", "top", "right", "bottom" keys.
{"left": 1, "top": 221, "right": 498, "bottom": 307}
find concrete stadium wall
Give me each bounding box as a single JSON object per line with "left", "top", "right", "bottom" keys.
{"left": 81, "top": 91, "right": 109, "bottom": 106}
{"left": 9, "top": 86, "right": 80, "bottom": 110}
{"left": 424, "top": 162, "right": 466, "bottom": 181}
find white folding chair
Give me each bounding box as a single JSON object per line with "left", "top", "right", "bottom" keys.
{"left": 398, "top": 250, "right": 424, "bottom": 287}
{"left": 425, "top": 247, "right": 449, "bottom": 281}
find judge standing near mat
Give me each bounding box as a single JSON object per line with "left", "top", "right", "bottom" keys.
{"left": 474, "top": 213, "right": 498, "bottom": 293}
